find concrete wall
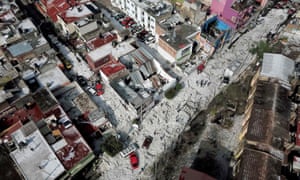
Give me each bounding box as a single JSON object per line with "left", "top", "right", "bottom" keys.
{"left": 158, "top": 38, "right": 176, "bottom": 59}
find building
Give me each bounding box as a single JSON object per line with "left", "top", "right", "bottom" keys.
{"left": 119, "top": 47, "right": 176, "bottom": 91}
{"left": 234, "top": 148, "right": 283, "bottom": 180}
{"left": 99, "top": 57, "right": 128, "bottom": 81}
{"left": 210, "top": 0, "right": 268, "bottom": 29}
{"left": 111, "top": 47, "right": 176, "bottom": 113}
{"left": 35, "top": 0, "right": 100, "bottom": 38}
{"left": 180, "top": 0, "right": 210, "bottom": 25}
{"left": 233, "top": 53, "right": 295, "bottom": 179}
{"left": 86, "top": 32, "right": 118, "bottom": 51}
{"left": 111, "top": 0, "right": 173, "bottom": 35}
{"left": 86, "top": 47, "right": 115, "bottom": 72}
{"left": 0, "top": 1, "right": 19, "bottom": 28}
{"left": 53, "top": 82, "right": 113, "bottom": 136}
{"left": 260, "top": 53, "right": 295, "bottom": 89}
{"left": 0, "top": 24, "right": 22, "bottom": 47}
{"left": 37, "top": 66, "right": 71, "bottom": 91}
{"left": 9, "top": 121, "right": 66, "bottom": 180}
{"left": 7, "top": 35, "right": 50, "bottom": 61}
{"left": 85, "top": 40, "right": 135, "bottom": 72}
{"left": 200, "top": 16, "right": 231, "bottom": 49}
{"left": 0, "top": 88, "right": 95, "bottom": 179}
{"left": 158, "top": 22, "right": 200, "bottom": 63}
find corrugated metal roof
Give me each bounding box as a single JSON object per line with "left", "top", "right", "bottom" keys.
{"left": 130, "top": 70, "right": 144, "bottom": 87}
{"left": 7, "top": 41, "right": 33, "bottom": 57}
{"left": 261, "top": 53, "right": 294, "bottom": 83}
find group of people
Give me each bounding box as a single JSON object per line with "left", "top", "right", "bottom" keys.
{"left": 196, "top": 79, "right": 211, "bottom": 87}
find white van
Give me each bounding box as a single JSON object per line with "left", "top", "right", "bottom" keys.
{"left": 120, "top": 144, "right": 137, "bottom": 158}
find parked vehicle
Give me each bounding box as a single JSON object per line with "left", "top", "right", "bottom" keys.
{"left": 129, "top": 152, "right": 139, "bottom": 169}
{"left": 86, "top": 86, "right": 97, "bottom": 96}
{"left": 137, "top": 30, "right": 148, "bottom": 39}
{"left": 113, "top": 13, "right": 125, "bottom": 21}
{"left": 131, "top": 25, "right": 143, "bottom": 34}
{"left": 77, "top": 75, "right": 87, "bottom": 87}
{"left": 58, "top": 117, "right": 72, "bottom": 129}
{"left": 142, "top": 136, "right": 153, "bottom": 149}
{"left": 126, "top": 20, "right": 136, "bottom": 28}
{"left": 144, "top": 34, "right": 155, "bottom": 44}
{"left": 95, "top": 83, "right": 104, "bottom": 96}
{"left": 120, "top": 144, "right": 137, "bottom": 157}
{"left": 121, "top": 17, "right": 133, "bottom": 26}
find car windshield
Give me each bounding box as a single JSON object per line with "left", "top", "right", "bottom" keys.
{"left": 63, "top": 121, "right": 71, "bottom": 126}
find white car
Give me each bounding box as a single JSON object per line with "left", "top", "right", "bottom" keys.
{"left": 120, "top": 144, "right": 137, "bottom": 158}
{"left": 86, "top": 86, "right": 97, "bottom": 96}
{"left": 58, "top": 117, "right": 72, "bottom": 129}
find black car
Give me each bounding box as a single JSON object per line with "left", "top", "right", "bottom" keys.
{"left": 114, "top": 13, "right": 125, "bottom": 21}
{"left": 223, "top": 76, "right": 230, "bottom": 84}
{"left": 142, "top": 136, "right": 153, "bottom": 149}
{"left": 137, "top": 30, "right": 148, "bottom": 40}
{"left": 131, "top": 25, "right": 143, "bottom": 34}
{"left": 77, "top": 75, "right": 87, "bottom": 87}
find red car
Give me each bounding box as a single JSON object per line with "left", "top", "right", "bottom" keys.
{"left": 121, "top": 17, "right": 133, "bottom": 26}
{"left": 126, "top": 20, "right": 136, "bottom": 28}
{"left": 129, "top": 152, "right": 139, "bottom": 169}
{"left": 95, "top": 83, "right": 104, "bottom": 96}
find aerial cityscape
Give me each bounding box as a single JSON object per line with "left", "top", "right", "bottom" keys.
{"left": 0, "top": 0, "right": 299, "bottom": 179}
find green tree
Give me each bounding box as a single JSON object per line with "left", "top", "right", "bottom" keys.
{"left": 249, "top": 41, "right": 272, "bottom": 59}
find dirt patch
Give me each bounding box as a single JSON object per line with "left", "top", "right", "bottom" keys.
{"left": 207, "top": 75, "right": 252, "bottom": 128}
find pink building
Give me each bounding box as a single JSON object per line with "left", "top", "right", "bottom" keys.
{"left": 210, "top": 0, "right": 268, "bottom": 29}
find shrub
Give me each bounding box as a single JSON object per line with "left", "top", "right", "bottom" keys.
{"left": 165, "top": 83, "right": 183, "bottom": 99}
{"left": 249, "top": 41, "right": 272, "bottom": 59}
{"left": 101, "top": 135, "right": 123, "bottom": 157}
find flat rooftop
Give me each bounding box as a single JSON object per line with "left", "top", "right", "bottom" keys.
{"left": 131, "top": 0, "right": 173, "bottom": 21}
{"left": 53, "top": 82, "right": 86, "bottom": 119}
{"left": 87, "top": 41, "right": 135, "bottom": 62}
{"left": 33, "top": 88, "right": 58, "bottom": 113}
{"left": 18, "top": 18, "right": 37, "bottom": 34}
{"left": 0, "top": 50, "right": 19, "bottom": 86}
{"left": 72, "top": 93, "right": 98, "bottom": 114}
{"left": 61, "top": 4, "right": 93, "bottom": 23}
{"left": 160, "top": 24, "right": 197, "bottom": 50}
{"left": 55, "top": 123, "right": 93, "bottom": 171}
{"left": 37, "top": 66, "right": 71, "bottom": 91}
{"left": 10, "top": 121, "right": 65, "bottom": 180}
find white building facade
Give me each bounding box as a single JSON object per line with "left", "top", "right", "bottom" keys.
{"left": 111, "top": 0, "right": 171, "bottom": 35}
